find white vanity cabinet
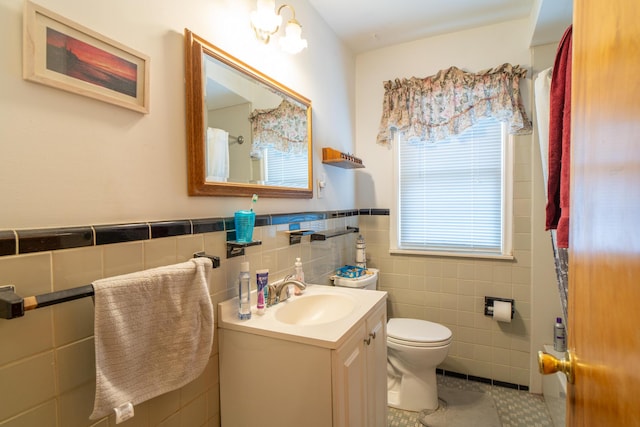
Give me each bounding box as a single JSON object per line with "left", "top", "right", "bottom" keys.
{"left": 332, "top": 303, "right": 387, "bottom": 427}
{"left": 367, "top": 303, "right": 388, "bottom": 426}
{"left": 218, "top": 287, "right": 387, "bottom": 427}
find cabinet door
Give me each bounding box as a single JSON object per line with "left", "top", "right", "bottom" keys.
{"left": 332, "top": 323, "right": 367, "bottom": 427}
{"left": 366, "top": 304, "right": 388, "bottom": 427}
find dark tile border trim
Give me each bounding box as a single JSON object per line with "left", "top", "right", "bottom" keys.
{"left": 437, "top": 369, "right": 528, "bottom": 391}
{"left": 16, "top": 227, "right": 93, "bottom": 254}
{"left": 191, "top": 218, "right": 225, "bottom": 234}
{"left": 95, "top": 223, "right": 150, "bottom": 245}
{"left": 150, "top": 220, "right": 192, "bottom": 238}
{"left": 0, "top": 208, "right": 388, "bottom": 258}
{"left": 0, "top": 230, "right": 17, "bottom": 256}
{"left": 359, "top": 208, "right": 389, "bottom": 215}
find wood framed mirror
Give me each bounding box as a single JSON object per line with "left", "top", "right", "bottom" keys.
{"left": 184, "top": 29, "right": 313, "bottom": 198}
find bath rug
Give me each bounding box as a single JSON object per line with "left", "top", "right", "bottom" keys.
{"left": 418, "top": 386, "right": 501, "bottom": 427}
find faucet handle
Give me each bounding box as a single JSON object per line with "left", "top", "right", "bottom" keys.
{"left": 266, "top": 284, "right": 278, "bottom": 306}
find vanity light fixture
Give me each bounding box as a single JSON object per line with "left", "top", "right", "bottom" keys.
{"left": 250, "top": 0, "right": 308, "bottom": 54}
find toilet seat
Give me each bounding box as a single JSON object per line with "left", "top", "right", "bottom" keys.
{"left": 387, "top": 318, "right": 452, "bottom": 347}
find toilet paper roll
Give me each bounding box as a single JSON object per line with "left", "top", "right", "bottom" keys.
{"left": 493, "top": 300, "right": 512, "bottom": 323}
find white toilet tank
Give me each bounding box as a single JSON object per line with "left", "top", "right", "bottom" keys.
{"left": 333, "top": 268, "right": 378, "bottom": 290}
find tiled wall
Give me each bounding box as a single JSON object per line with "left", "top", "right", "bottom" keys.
{"left": 0, "top": 185, "right": 533, "bottom": 426}
{"left": 358, "top": 136, "right": 533, "bottom": 388}
{"left": 0, "top": 212, "right": 360, "bottom": 427}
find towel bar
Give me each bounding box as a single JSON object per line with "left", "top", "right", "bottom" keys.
{"left": 229, "top": 134, "right": 244, "bottom": 144}
{"left": 0, "top": 252, "right": 220, "bottom": 320}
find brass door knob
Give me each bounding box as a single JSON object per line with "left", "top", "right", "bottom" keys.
{"left": 538, "top": 349, "right": 575, "bottom": 384}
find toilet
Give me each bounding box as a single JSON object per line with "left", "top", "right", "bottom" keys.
{"left": 333, "top": 269, "right": 453, "bottom": 412}
{"left": 387, "top": 318, "right": 452, "bottom": 411}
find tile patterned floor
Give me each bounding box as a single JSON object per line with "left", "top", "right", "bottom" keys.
{"left": 388, "top": 374, "right": 554, "bottom": 427}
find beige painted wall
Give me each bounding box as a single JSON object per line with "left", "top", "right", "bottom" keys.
{"left": 0, "top": 0, "right": 356, "bottom": 230}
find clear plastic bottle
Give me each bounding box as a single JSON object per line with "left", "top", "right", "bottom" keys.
{"left": 293, "top": 258, "right": 305, "bottom": 295}
{"left": 554, "top": 317, "right": 566, "bottom": 352}
{"left": 238, "top": 261, "right": 251, "bottom": 320}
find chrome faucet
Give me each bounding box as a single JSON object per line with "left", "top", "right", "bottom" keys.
{"left": 267, "top": 275, "right": 306, "bottom": 306}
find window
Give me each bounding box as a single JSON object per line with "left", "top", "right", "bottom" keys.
{"left": 391, "top": 118, "right": 513, "bottom": 258}
{"left": 263, "top": 145, "right": 309, "bottom": 188}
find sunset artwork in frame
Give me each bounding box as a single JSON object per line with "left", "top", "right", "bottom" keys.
{"left": 23, "top": 1, "right": 150, "bottom": 113}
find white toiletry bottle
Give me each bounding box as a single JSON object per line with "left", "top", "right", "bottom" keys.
{"left": 238, "top": 262, "right": 251, "bottom": 319}
{"left": 554, "top": 317, "right": 566, "bottom": 352}
{"left": 293, "top": 258, "right": 305, "bottom": 295}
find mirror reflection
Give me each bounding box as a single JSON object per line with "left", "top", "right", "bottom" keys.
{"left": 185, "top": 29, "right": 313, "bottom": 198}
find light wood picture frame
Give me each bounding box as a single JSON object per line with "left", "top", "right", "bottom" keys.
{"left": 23, "top": 1, "right": 150, "bottom": 113}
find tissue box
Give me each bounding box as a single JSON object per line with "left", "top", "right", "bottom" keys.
{"left": 336, "top": 265, "right": 366, "bottom": 278}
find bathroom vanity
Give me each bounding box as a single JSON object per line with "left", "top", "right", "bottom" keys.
{"left": 218, "top": 285, "right": 388, "bottom": 427}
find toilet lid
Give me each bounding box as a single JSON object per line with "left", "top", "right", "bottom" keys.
{"left": 387, "top": 318, "right": 452, "bottom": 345}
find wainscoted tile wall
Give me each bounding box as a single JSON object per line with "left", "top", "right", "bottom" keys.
{"left": 0, "top": 211, "right": 360, "bottom": 427}
{"left": 360, "top": 213, "right": 532, "bottom": 387}
{"left": 358, "top": 137, "right": 533, "bottom": 388}
{"left": 0, "top": 190, "right": 532, "bottom": 426}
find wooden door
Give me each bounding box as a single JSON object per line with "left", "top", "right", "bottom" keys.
{"left": 569, "top": 0, "right": 640, "bottom": 424}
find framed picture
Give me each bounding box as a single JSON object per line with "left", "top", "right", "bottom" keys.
{"left": 23, "top": 1, "right": 150, "bottom": 113}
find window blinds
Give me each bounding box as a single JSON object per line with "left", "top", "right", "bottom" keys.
{"left": 264, "top": 146, "right": 309, "bottom": 188}
{"left": 398, "top": 118, "right": 504, "bottom": 254}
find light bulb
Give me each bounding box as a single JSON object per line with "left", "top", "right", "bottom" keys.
{"left": 279, "top": 20, "right": 307, "bottom": 54}
{"left": 250, "top": 0, "right": 281, "bottom": 40}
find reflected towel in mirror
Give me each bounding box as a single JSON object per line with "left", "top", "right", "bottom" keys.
{"left": 206, "top": 127, "right": 229, "bottom": 182}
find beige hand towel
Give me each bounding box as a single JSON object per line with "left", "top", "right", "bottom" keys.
{"left": 206, "top": 127, "right": 230, "bottom": 182}
{"left": 90, "top": 257, "right": 213, "bottom": 420}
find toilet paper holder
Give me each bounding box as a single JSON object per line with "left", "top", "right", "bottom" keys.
{"left": 484, "top": 297, "right": 515, "bottom": 319}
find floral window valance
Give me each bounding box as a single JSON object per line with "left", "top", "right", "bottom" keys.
{"left": 249, "top": 99, "right": 308, "bottom": 154}
{"left": 376, "top": 63, "right": 532, "bottom": 147}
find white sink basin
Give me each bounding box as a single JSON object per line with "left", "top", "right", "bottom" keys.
{"left": 275, "top": 293, "right": 356, "bottom": 325}
{"left": 218, "top": 284, "right": 387, "bottom": 348}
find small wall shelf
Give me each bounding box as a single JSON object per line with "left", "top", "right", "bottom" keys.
{"left": 285, "top": 229, "right": 315, "bottom": 245}
{"left": 322, "top": 148, "right": 365, "bottom": 169}
{"left": 310, "top": 226, "right": 359, "bottom": 241}
{"left": 226, "top": 240, "right": 261, "bottom": 258}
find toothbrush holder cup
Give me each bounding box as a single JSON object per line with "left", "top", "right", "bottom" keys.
{"left": 234, "top": 210, "right": 256, "bottom": 243}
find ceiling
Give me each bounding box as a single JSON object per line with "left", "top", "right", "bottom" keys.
{"left": 307, "top": 0, "right": 573, "bottom": 53}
